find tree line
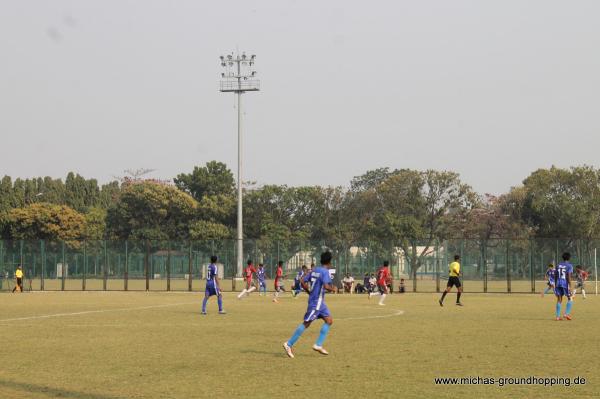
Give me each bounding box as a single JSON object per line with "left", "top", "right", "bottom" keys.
{"left": 1, "top": 162, "right": 600, "bottom": 249}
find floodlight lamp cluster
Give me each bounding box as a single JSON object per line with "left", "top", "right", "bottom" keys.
{"left": 219, "top": 51, "right": 259, "bottom": 92}
{"left": 219, "top": 52, "right": 257, "bottom": 79}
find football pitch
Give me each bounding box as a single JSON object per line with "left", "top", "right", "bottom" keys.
{"left": 0, "top": 291, "right": 598, "bottom": 399}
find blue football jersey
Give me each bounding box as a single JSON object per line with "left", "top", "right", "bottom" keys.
{"left": 555, "top": 262, "right": 573, "bottom": 288}
{"left": 546, "top": 268, "right": 555, "bottom": 282}
{"left": 206, "top": 264, "right": 218, "bottom": 284}
{"left": 257, "top": 268, "right": 266, "bottom": 282}
{"left": 304, "top": 266, "right": 332, "bottom": 309}
{"left": 295, "top": 270, "right": 303, "bottom": 281}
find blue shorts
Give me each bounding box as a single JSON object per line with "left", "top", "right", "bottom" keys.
{"left": 293, "top": 281, "right": 302, "bottom": 291}
{"left": 554, "top": 286, "right": 571, "bottom": 297}
{"left": 259, "top": 280, "right": 266, "bottom": 288}
{"left": 205, "top": 283, "right": 220, "bottom": 297}
{"left": 303, "top": 304, "right": 331, "bottom": 322}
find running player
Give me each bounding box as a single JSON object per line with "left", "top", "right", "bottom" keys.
{"left": 257, "top": 263, "right": 267, "bottom": 296}
{"left": 283, "top": 251, "right": 336, "bottom": 358}
{"left": 439, "top": 255, "right": 463, "bottom": 306}
{"left": 292, "top": 265, "right": 308, "bottom": 297}
{"left": 572, "top": 265, "right": 589, "bottom": 299}
{"left": 541, "top": 263, "right": 555, "bottom": 298}
{"left": 202, "top": 256, "right": 226, "bottom": 315}
{"left": 273, "top": 261, "right": 285, "bottom": 303}
{"left": 369, "top": 261, "right": 390, "bottom": 305}
{"left": 554, "top": 252, "right": 574, "bottom": 321}
{"left": 237, "top": 260, "right": 257, "bottom": 299}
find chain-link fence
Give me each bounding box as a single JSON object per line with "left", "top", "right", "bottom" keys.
{"left": 0, "top": 239, "right": 598, "bottom": 293}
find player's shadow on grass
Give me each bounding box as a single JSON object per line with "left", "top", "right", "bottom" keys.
{"left": 0, "top": 378, "right": 123, "bottom": 399}
{"left": 240, "top": 349, "right": 282, "bottom": 358}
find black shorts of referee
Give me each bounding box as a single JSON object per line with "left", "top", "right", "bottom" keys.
{"left": 447, "top": 276, "right": 461, "bottom": 288}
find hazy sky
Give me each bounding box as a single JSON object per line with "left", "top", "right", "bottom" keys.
{"left": 1, "top": 0, "right": 599, "bottom": 194}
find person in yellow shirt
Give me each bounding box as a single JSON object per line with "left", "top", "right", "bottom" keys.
{"left": 12, "top": 265, "right": 24, "bottom": 293}
{"left": 439, "top": 255, "right": 463, "bottom": 306}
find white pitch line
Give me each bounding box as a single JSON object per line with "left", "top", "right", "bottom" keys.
{"left": 336, "top": 309, "right": 404, "bottom": 321}
{"left": 0, "top": 301, "right": 198, "bottom": 323}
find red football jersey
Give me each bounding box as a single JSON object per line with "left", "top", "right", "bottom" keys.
{"left": 245, "top": 266, "right": 256, "bottom": 280}
{"left": 377, "top": 267, "right": 390, "bottom": 284}
{"left": 275, "top": 266, "right": 283, "bottom": 280}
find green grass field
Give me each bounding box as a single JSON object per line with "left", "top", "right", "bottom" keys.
{"left": 0, "top": 291, "right": 598, "bottom": 398}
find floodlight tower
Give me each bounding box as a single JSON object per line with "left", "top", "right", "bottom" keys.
{"left": 219, "top": 52, "right": 260, "bottom": 280}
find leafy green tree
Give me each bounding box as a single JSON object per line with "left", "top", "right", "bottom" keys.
{"left": 350, "top": 167, "right": 397, "bottom": 192}
{"left": 65, "top": 172, "right": 102, "bottom": 211}
{"left": 189, "top": 220, "right": 230, "bottom": 240}
{"left": 106, "top": 182, "right": 197, "bottom": 240}
{"left": 99, "top": 181, "right": 121, "bottom": 208}
{"left": 37, "top": 177, "right": 67, "bottom": 204}
{"left": 5, "top": 203, "right": 87, "bottom": 245}
{"left": 174, "top": 161, "right": 235, "bottom": 200}
{"left": 0, "top": 176, "right": 13, "bottom": 212}
{"left": 244, "top": 185, "right": 328, "bottom": 243}
{"left": 244, "top": 185, "right": 294, "bottom": 242}
{"left": 521, "top": 166, "right": 600, "bottom": 240}
{"left": 84, "top": 207, "right": 107, "bottom": 240}
{"left": 354, "top": 169, "right": 476, "bottom": 289}
{"left": 175, "top": 161, "right": 235, "bottom": 237}
{"left": 458, "top": 193, "right": 533, "bottom": 277}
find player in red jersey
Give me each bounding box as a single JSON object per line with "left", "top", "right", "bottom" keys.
{"left": 369, "top": 261, "right": 390, "bottom": 305}
{"left": 237, "top": 260, "right": 257, "bottom": 299}
{"left": 273, "top": 261, "right": 286, "bottom": 303}
{"left": 572, "top": 265, "right": 589, "bottom": 299}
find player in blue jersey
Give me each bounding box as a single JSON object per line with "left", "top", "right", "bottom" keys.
{"left": 292, "top": 265, "right": 308, "bottom": 297}
{"left": 257, "top": 263, "right": 267, "bottom": 296}
{"left": 202, "top": 255, "right": 226, "bottom": 315}
{"left": 541, "top": 263, "right": 555, "bottom": 297}
{"left": 554, "top": 252, "right": 574, "bottom": 321}
{"left": 283, "top": 252, "right": 336, "bottom": 358}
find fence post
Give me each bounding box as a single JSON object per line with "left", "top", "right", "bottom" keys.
{"left": 443, "top": 240, "right": 448, "bottom": 291}
{"left": 166, "top": 241, "right": 171, "bottom": 292}
{"left": 61, "top": 241, "right": 66, "bottom": 291}
{"left": 82, "top": 241, "right": 87, "bottom": 291}
{"left": 483, "top": 242, "right": 488, "bottom": 293}
{"left": 506, "top": 240, "right": 511, "bottom": 293}
{"left": 124, "top": 240, "right": 129, "bottom": 291}
{"left": 145, "top": 240, "right": 150, "bottom": 292}
{"left": 0, "top": 241, "right": 3, "bottom": 290}
{"left": 254, "top": 240, "right": 258, "bottom": 267}
{"left": 103, "top": 240, "right": 108, "bottom": 291}
{"left": 269, "top": 244, "right": 274, "bottom": 284}
{"left": 188, "top": 242, "right": 193, "bottom": 292}
{"left": 0, "top": 241, "right": 2, "bottom": 290}
{"left": 412, "top": 244, "right": 418, "bottom": 293}
{"left": 530, "top": 239, "right": 535, "bottom": 293}
{"left": 459, "top": 239, "right": 464, "bottom": 292}
{"left": 435, "top": 240, "right": 440, "bottom": 293}
{"left": 40, "top": 240, "right": 45, "bottom": 291}
{"left": 232, "top": 240, "right": 238, "bottom": 291}
{"left": 19, "top": 240, "right": 24, "bottom": 270}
